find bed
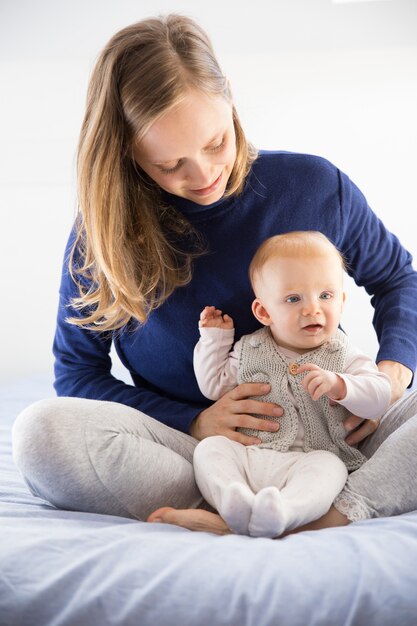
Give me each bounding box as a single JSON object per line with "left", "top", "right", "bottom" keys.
{"left": 1, "top": 375, "right": 417, "bottom": 626}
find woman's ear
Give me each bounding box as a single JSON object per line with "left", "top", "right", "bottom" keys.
{"left": 252, "top": 298, "right": 272, "bottom": 326}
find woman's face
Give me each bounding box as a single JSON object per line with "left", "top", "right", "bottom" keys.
{"left": 134, "top": 90, "right": 237, "bottom": 205}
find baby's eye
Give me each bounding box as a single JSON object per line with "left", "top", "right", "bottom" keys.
{"left": 286, "top": 295, "right": 301, "bottom": 304}
{"left": 320, "top": 292, "right": 333, "bottom": 300}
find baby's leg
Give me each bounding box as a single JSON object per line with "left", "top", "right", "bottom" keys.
{"left": 193, "top": 436, "right": 254, "bottom": 534}
{"left": 248, "top": 450, "right": 347, "bottom": 537}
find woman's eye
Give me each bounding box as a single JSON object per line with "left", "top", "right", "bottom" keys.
{"left": 320, "top": 292, "right": 332, "bottom": 300}
{"left": 286, "top": 295, "right": 300, "bottom": 304}
{"left": 160, "top": 161, "right": 182, "bottom": 174}
{"left": 210, "top": 138, "right": 225, "bottom": 153}
{"left": 159, "top": 138, "right": 225, "bottom": 174}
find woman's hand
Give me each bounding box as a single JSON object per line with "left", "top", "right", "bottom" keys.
{"left": 377, "top": 360, "right": 412, "bottom": 404}
{"left": 343, "top": 414, "right": 380, "bottom": 446}
{"left": 189, "top": 383, "right": 282, "bottom": 445}
{"left": 344, "top": 360, "right": 412, "bottom": 446}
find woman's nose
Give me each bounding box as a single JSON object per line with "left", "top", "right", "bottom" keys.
{"left": 186, "top": 159, "right": 213, "bottom": 189}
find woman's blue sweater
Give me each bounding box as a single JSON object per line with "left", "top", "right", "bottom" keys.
{"left": 53, "top": 151, "right": 417, "bottom": 432}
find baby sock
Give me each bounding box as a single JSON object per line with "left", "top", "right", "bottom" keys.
{"left": 220, "top": 481, "right": 255, "bottom": 535}
{"left": 248, "top": 486, "right": 288, "bottom": 538}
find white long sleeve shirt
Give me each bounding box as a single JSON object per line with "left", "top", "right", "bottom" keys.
{"left": 194, "top": 327, "right": 391, "bottom": 450}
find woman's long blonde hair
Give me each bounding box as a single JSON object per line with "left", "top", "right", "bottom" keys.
{"left": 69, "top": 14, "right": 258, "bottom": 331}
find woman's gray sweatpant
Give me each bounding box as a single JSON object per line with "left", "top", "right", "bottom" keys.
{"left": 11, "top": 391, "right": 417, "bottom": 522}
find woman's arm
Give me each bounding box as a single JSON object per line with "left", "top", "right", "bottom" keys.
{"left": 53, "top": 230, "right": 205, "bottom": 434}
{"left": 330, "top": 169, "right": 417, "bottom": 443}
{"left": 53, "top": 313, "right": 205, "bottom": 434}
{"left": 54, "top": 231, "right": 284, "bottom": 438}
{"left": 337, "top": 170, "right": 417, "bottom": 383}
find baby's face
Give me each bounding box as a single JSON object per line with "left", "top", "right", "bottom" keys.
{"left": 253, "top": 252, "right": 345, "bottom": 354}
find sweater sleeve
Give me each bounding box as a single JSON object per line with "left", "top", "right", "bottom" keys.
{"left": 334, "top": 343, "right": 392, "bottom": 420}
{"left": 337, "top": 170, "right": 417, "bottom": 377}
{"left": 53, "top": 228, "right": 205, "bottom": 434}
{"left": 193, "top": 327, "right": 239, "bottom": 400}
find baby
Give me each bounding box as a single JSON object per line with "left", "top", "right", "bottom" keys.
{"left": 193, "top": 231, "right": 391, "bottom": 537}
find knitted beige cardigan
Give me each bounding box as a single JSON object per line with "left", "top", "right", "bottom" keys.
{"left": 237, "top": 327, "right": 367, "bottom": 471}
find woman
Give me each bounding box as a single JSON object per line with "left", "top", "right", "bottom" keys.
{"left": 12, "top": 14, "right": 417, "bottom": 534}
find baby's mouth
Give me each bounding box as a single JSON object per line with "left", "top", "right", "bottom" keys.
{"left": 303, "top": 324, "right": 323, "bottom": 333}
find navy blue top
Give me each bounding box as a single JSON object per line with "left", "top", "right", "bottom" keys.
{"left": 53, "top": 151, "right": 417, "bottom": 432}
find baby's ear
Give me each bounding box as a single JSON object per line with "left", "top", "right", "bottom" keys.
{"left": 252, "top": 298, "right": 272, "bottom": 326}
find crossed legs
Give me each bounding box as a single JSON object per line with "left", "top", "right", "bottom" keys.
{"left": 150, "top": 436, "right": 347, "bottom": 538}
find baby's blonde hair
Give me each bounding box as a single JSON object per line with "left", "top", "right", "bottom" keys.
{"left": 249, "top": 231, "right": 346, "bottom": 290}
{"left": 69, "top": 14, "right": 258, "bottom": 331}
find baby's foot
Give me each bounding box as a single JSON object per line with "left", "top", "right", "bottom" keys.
{"left": 220, "top": 482, "right": 255, "bottom": 535}
{"left": 248, "top": 486, "right": 287, "bottom": 538}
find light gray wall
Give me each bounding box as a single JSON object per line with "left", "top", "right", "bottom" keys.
{"left": 1, "top": 0, "right": 416, "bottom": 381}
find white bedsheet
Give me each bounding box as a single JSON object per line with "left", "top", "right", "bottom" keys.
{"left": 1, "top": 376, "right": 417, "bottom": 626}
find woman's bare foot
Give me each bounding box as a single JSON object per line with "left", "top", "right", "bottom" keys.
{"left": 282, "top": 505, "right": 350, "bottom": 536}
{"left": 147, "top": 506, "right": 231, "bottom": 535}
{"left": 146, "top": 504, "right": 349, "bottom": 537}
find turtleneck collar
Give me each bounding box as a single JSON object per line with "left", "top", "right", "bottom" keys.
{"left": 160, "top": 187, "right": 238, "bottom": 219}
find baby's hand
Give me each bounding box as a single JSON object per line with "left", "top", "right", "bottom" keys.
{"left": 199, "top": 305, "right": 234, "bottom": 329}
{"left": 296, "top": 363, "right": 346, "bottom": 402}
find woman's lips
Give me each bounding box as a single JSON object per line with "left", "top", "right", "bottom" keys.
{"left": 190, "top": 172, "right": 223, "bottom": 196}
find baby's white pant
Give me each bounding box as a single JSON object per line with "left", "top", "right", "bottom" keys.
{"left": 193, "top": 436, "right": 348, "bottom": 538}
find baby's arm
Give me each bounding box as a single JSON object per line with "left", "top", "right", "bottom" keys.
{"left": 297, "top": 346, "right": 392, "bottom": 419}
{"left": 194, "top": 306, "right": 239, "bottom": 400}
{"left": 296, "top": 365, "right": 346, "bottom": 402}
